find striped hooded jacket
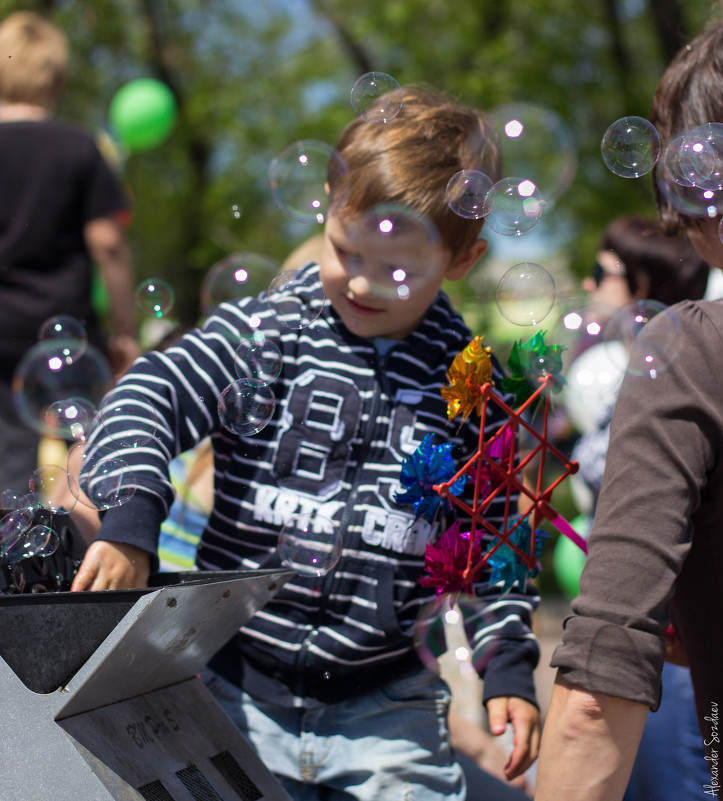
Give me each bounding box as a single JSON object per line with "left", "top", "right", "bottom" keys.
{"left": 90, "top": 263, "right": 540, "bottom": 708}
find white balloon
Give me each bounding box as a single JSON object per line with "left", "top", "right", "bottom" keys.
{"left": 562, "top": 341, "right": 627, "bottom": 434}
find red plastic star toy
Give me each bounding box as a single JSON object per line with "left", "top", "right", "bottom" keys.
{"left": 434, "top": 373, "right": 579, "bottom": 586}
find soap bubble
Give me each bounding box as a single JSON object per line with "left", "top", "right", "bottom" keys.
{"left": 3, "top": 524, "right": 59, "bottom": 563}
{"left": 277, "top": 512, "right": 341, "bottom": 577}
{"left": 201, "top": 252, "right": 281, "bottom": 318}
{"left": 490, "top": 103, "right": 577, "bottom": 206}
{"left": 12, "top": 340, "right": 113, "bottom": 438}
{"left": 135, "top": 278, "right": 175, "bottom": 319}
{"left": 496, "top": 263, "right": 556, "bottom": 326}
{"left": 603, "top": 300, "right": 682, "bottom": 379}
{"left": 661, "top": 124, "right": 723, "bottom": 190}
{"left": 0, "top": 507, "right": 33, "bottom": 557}
{"left": 267, "top": 269, "right": 326, "bottom": 330}
{"left": 656, "top": 166, "right": 723, "bottom": 220}
{"left": 234, "top": 331, "right": 282, "bottom": 385}
{"left": 485, "top": 178, "right": 544, "bottom": 236}
{"left": 68, "top": 442, "right": 137, "bottom": 511}
{"left": 218, "top": 378, "right": 276, "bottom": 436}
{"left": 601, "top": 117, "right": 660, "bottom": 178}
{"left": 0, "top": 489, "right": 34, "bottom": 512}
{"left": 414, "top": 595, "right": 502, "bottom": 676}
{"left": 95, "top": 387, "right": 161, "bottom": 449}
{"left": 533, "top": 296, "right": 619, "bottom": 407}
{"left": 38, "top": 315, "right": 87, "bottom": 358}
{"left": 268, "top": 140, "right": 350, "bottom": 224}
{"left": 350, "top": 72, "right": 403, "bottom": 123}
{"left": 340, "top": 203, "right": 445, "bottom": 301}
{"left": 656, "top": 126, "right": 723, "bottom": 220}
{"left": 445, "top": 170, "right": 493, "bottom": 219}
{"left": 43, "top": 396, "right": 97, "bottom": 441}
{"left": 29, "top": 465, "right": 76, "bottom": 515}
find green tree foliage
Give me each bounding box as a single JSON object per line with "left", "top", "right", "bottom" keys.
{"left": 2, "top": 0, "right": 720, "bottom": 332}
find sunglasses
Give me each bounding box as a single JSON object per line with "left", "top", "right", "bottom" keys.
{"left": 592, "top": 260, "right": 626, "bottom": 287}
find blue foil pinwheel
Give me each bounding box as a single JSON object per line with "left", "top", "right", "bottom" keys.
{"left": 395, "top": 433, "right": 467, "bottom": 522}
{"left": 488, "top": 518, "right": 547, "bottom": 592}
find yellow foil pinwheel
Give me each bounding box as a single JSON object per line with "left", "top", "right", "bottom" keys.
{"left": 441, "top": 336, "right": 494, "bottom": 423}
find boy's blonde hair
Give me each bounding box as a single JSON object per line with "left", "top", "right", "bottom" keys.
{"left": 0, "top": 12, "right": 69, "bottom": 108}
{"left": 329, "top": 85, "right": 502, "bottom": 257}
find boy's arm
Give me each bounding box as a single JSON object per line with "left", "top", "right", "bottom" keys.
{"left": 71, "top": 540, "right": 151, "bottom": 591}
{"left": 486, "top": 695, "right": 539, "bottom": 780}
{"left": 70, "top": 492, "right": 168, "bottom": 591}
{"left": 464, "top": 573, "right": 541, "bottom": 779}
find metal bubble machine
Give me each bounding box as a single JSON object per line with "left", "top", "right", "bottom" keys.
{"left": 0, "top": 569, "right": 294, "bottom": 801}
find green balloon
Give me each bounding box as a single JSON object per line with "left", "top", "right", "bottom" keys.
{"left": 552, "top": 515, "right": 589, "bottom": 598}
{"left": 109, "top": 78, "right": 177, "bottom": 153}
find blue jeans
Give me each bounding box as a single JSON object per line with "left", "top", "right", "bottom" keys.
{"left": 203, "top": 667, "right": 464, "bottom": 801}
{"left": 623, "top": 662, "right": 711, "bottom": 801}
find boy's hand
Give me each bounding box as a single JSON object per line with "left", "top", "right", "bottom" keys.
{"left": 71, "top": 541, "right": 151, "bottom": 591}
{"left": 486, "top": 695, "right": 540, "bottom": 780}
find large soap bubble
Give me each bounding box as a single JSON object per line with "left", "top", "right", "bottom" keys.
{"left": 603, "top": 300, "right": 682, "bottom": 379}
{"left": 267, "top": 270, "right": 326, "bottom": 330}
{"left": 200, "top": 252, "right": 281, "bottom": 318}
{"left": 496, "top": 262, "right": 556, "bottom": 326}
{"left": 485, "top": 178, "right": 544, "bottom": 236}
{"left": 490, "top": 103, "right": 577, "bottom": 206}
{"left": 445, "top": 170, "right": 493, "bottom": 220}
{"left": 234, "top": 332, "right": 282, "bottom": 385}
{"left": 95, "top": 387, "right": 161, "bottom": 450}
{"left": 12, "top": 340, "right": 113, "bottom": 438}
{"left": 277, "top": 512, "right": 342, "bottom": 577}
{"left": 350, "top": 72, "right": 403, "bottom": 123}
{"left": 218, "top": 379, "right": 276, "bottom": 436}
{"left": 68, "top": 442, "right": 137, "bottom": 511}
{"left": 601, "top": 117, "right": 660, "bottom": 178}
{"left": 268, "top": 140, "right": 350, "bottom": 224}
{"left": 29, "top": 465, "right": 76, "bottom": 515}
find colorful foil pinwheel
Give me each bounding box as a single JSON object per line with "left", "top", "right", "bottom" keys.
{"left": 488, "top": 517, "right": 548, "bottom": 593}
{"left": 394, "top": 433, "right": 467, "bottom": 522}
{"left": 501, "top": 331, "right": 565, "bottom": 411}
{"left": 399, "top": 333, "right": 581, "bottom": 596}
{"left": 441, "top": 336, "right": 494, "bottom": 424}
{"left": 418, "top": 521, "right": 484, "bottom": 595}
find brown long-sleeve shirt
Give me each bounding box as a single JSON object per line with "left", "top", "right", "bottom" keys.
{"left": 552, "top": 299, "right": 723, "bottom": 732}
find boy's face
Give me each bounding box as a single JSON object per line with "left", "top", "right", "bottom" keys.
{"left": 319, "top": 211, "right": 483, "bottom": 341}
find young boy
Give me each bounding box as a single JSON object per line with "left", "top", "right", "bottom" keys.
{"left": 536, "top": 22, "right": 723, "bottom": 801}
{"left": 73, "top": 87, "right": 540, "bottom": 800}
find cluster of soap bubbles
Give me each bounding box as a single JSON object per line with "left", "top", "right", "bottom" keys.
{"left": 4, "top": 316, "right": 156, "bottom": 568}
{"left": 601, "top": 116, "right": 723, "bottom": 224}
{"left": 543, "top": 296, "right": 683, "bottom": 431}
{"left": 0, "top": 493, "right": 60, "bottom": 564}
{"left": 442, "top": 103, "right": 577, "bottom": 241}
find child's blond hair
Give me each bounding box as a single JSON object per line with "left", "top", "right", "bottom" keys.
{"left": 0, "top": 12, "right": 69, "bottom": 108}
